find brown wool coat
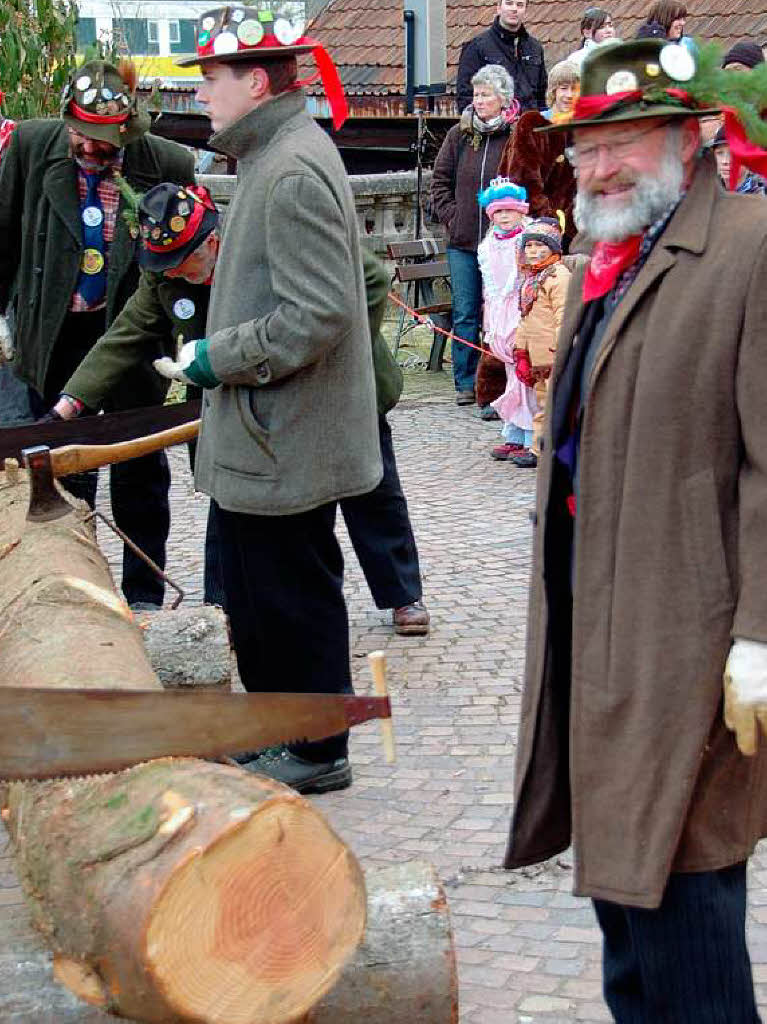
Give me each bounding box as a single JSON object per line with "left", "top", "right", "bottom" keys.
{"left": 498, "top": 110, "right": 577, "bottom": 246}
{"left": 506, "top": 156, "right": 767, "bottom": 909}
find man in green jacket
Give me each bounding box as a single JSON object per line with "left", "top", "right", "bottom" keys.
{"left": 0, "top": 58, "right": 195, "bottom": 610}
{"left": 57, "top": 181, "right": 429, "bottom": 637}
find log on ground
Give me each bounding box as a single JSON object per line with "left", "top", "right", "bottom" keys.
{"left": 299, "top": 860, "right": 459, "bottom": 1024}
{"left": 1, "top": 467, "right": 366, "bottom": 1023}
{"left": 138, "top": 605, "right": 232, "bottom": 691}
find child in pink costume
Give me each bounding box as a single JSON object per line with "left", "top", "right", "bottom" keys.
{"left": 476, "top": 177, "right": 536, "bottom": 461}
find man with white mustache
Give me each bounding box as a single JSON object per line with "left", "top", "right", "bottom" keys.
{"left": 504, "top": 38, "right": 767, "bottom": 1021}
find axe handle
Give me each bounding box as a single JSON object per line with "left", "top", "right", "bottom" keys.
{"left": 50, "top": 420, "right": 201, "bottom": 477}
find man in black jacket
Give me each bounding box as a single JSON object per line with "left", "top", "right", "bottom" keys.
{"left": 456, "top": 0, "right": 547, "bottom": 113}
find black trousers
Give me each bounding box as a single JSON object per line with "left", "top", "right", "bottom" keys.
{"left": 30, "top": 310, "right": 170, "bottom": 607}
{"left": 593, "top": 863, "right": 760, "bottom": 1023}
{"left": 201, "top": 415, "right": 423, "bottom": 613}
{"left": 213, "top": 499, "right": 353, "bottom": 763}
{"left": 340, "top": 415, "right": 422, "bottom": 610}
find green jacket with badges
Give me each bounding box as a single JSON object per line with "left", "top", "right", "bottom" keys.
{"left": 0, "top": 119, "right": 194, "bottom": 406}
{"left": 63, "top": 272, "right": 209, "bottom": 409}
{"left": 63, "top": 247, "right": 402, "bottom": 416}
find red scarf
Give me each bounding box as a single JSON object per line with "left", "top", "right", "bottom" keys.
{"left": 582, "top": 235, "right": 642, "bottom": 302}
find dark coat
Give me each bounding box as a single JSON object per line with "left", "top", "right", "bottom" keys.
{"left": 0, "top": 119, "right": 194, "bottom": 407}
{"left": 506, "top": 156, "right": 767, "bottom": 909}
{"left": 456, "top": 19, "right": 547, "bottom": 114}
{"left": 498, "top": 110, "right": 577, "bottom": 245}
{"left": 62, "top": 272, "right": 209, "bottom": 409}
{"left": 431, "top": 118, "right": 513, "bottom": 252}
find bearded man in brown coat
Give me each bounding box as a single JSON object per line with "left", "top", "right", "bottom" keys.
{"left": 506, "top": 39, "right": 767, "bottom": 1021}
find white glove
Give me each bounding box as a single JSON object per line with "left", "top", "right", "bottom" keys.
{"left": 0, "top": 314, "right": 13, "bottom": 362}
{"left": 153, "top": 340, "right": 198, "bottom": 385}
{"left": 723, "top": 638, "right": 767, "bottom": 755}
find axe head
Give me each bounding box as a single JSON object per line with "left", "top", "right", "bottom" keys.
{"left": 22, "top": 445, "right": 72, "bottom": 523}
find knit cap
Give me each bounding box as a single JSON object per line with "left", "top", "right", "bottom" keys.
{"left": 521, "top": 217, "right": 563, "bottom": 255}
{"left": 478, "top": 177, "right": 529, "bottom": 219}
{"left": 722, "top": 41, "right": 765, "bottom": 69}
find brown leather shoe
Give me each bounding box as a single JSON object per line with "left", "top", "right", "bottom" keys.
{"left": 393, "top": 600, "right": 430, "bottom": 636}
{"left": 455, "top": 390, "right": 476, "bottom": 406}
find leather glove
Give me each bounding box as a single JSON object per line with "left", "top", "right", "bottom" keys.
{"left": 513, "top": 348, "right": 536, "bottom": 388}
{"left": 723, "top": 638, "right": 767, "bottom": 755}
{"left": 154, "top": 339, "right": 219, "bottom": 389}
{"left": 0, "top": 314, "right": 13, "bottom": 362}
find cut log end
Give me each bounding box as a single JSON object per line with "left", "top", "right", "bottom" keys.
{"left": 145, "top": 796, "right": 366, "bottom": 1024}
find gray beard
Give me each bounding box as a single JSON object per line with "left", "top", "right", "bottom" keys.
{"left": 574, "top": 146, "right": 685, "bottom": 242}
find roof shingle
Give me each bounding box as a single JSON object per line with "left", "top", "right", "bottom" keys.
{"left": 306, "top": 0, "right": 767, "bottom": 97}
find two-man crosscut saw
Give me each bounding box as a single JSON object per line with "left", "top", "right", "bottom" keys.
{"left": 0, "top": 417, "right": 396, "bottom": 780}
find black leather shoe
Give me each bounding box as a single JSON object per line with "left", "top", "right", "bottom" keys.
{"left": 243, "top": 749, "right": 352, "bottom": 794}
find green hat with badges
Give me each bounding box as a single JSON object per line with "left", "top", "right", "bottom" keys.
{"left": 61, "top": 59, "right": 150, "bottom": 148}
{"left": 137, "top": 183, "right": 219, "bottom": 273}
{"left": 540, "top": 39, "right": 721, "bottom": 131}
{"left": 541, "top": 38, "right": 767, "bottom": 141}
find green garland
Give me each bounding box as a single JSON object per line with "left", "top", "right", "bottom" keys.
{"left": 113, "top": 173, "right": 143, "bottom": 238}
{"left": 643, "top": 41, "right": 767, "bottom": 148}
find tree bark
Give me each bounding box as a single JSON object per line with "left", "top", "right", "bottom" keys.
{"left": 138, "top": 605, "right": 232, "bottom": 691}
{"left": 299, "top": 861, "right": 459, "bottom": 1024}
{"left": 1, "top": 468, "right": 366, "bottom": 1024}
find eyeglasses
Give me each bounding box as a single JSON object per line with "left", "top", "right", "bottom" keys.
{"left": 565, "top": 120, "right": 670, "bottom": 168}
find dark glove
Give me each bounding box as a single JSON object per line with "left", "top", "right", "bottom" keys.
{"left": 513, "top": 349, "right": 535, "bottom": 388}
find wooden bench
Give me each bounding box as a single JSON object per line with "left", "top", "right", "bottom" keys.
{"left": 387, "top": 239, "right": 452, "bottom": 372}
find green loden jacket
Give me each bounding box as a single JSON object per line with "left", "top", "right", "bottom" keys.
{"left": 0, "top": 119, "right": 194, "bottom": 407}
{"left": 64, "top": 246, "right": 402, "bottom": 417}
{"left": 64, "top": 272, "right": 209, "bottom": 409}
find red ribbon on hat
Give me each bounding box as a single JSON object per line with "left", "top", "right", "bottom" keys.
{"left": 572, "top": 90, "right": 643, "bottom": 120}
{"left": 721, "top": 106, "right": 767, "bottom": 190}
{"left": 69, "top": 100, "right": 130, "bottom": 125}
{"left": 145, "top": 197, "right": 207, "bottom": 253}
{"left": 303, "top": 39, "right": 348, "bottom": 130}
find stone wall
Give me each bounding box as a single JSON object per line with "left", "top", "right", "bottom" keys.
{"left": 198, "top": 170, "right": 441, "bottom": 255}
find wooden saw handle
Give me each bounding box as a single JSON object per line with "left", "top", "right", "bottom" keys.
{"left": 368, "top": 650, "right": 396, "bottom": 764}
{"left": 49, "top": 420, "right": 201, "bottom": 477}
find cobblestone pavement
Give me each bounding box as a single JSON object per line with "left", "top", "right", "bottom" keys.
{"left": 4, "top": 378, "right": 767, "bottom": 1022}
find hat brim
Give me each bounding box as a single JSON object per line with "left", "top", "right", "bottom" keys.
{"left": 176, "top": 44, "right": 315, "bottom": 68}
{"left": 139, "top": 206, "right": 219, "bottom": 273}
{"left": 536, "top": 105, "right": 721, "bottom": 133}
{"left": 63, "top": 108, "right": 150, "bottom": 148}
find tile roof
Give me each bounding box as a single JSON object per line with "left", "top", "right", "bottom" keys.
{"left": 307, "top": 0, "right": 767, "bottom": 96}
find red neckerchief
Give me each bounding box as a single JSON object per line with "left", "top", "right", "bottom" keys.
{"left": 582, "top": 235, "right": 642, "bottom": 302}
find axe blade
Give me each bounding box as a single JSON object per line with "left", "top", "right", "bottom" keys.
{"left": 22, "top": 445, "right": 73, "bottom": 523}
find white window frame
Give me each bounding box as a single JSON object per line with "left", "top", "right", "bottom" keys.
{"left": 147, "top": 19, "right": 159, "bottom": 44}
{"left": 168, "top": 20, "right": 180, "bottom": 44}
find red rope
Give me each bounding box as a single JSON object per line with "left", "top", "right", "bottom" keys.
{"left": 387, "top": 291, "right": 488, "bottom": 356}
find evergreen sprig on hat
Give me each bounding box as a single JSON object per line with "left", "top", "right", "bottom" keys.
{"left": 663, "top": 41, "right": 767, "bottom": 149}
{"left": 113, "top": 172, "right": 143, "bottom": 239}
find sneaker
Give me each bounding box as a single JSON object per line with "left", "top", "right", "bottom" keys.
{"left": 455, "top": 390, "right": 476, "bottom": 406}
{"left": 393, "top": 600, "right": 430, "bottom": 636}
{"left": 491, "top": 443, "right": 524, "bottom": 461}
{"left": 129, "top": 601, "right": 162, "bottom": 612}
{"left": 478, "top": 405, "right": 500, "bottom": 421}
{"left": 511, "top": 451, "right": 538, "bottom": 468}
{"left": 243, "top": 749, "right": 352, "bottom": 794}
